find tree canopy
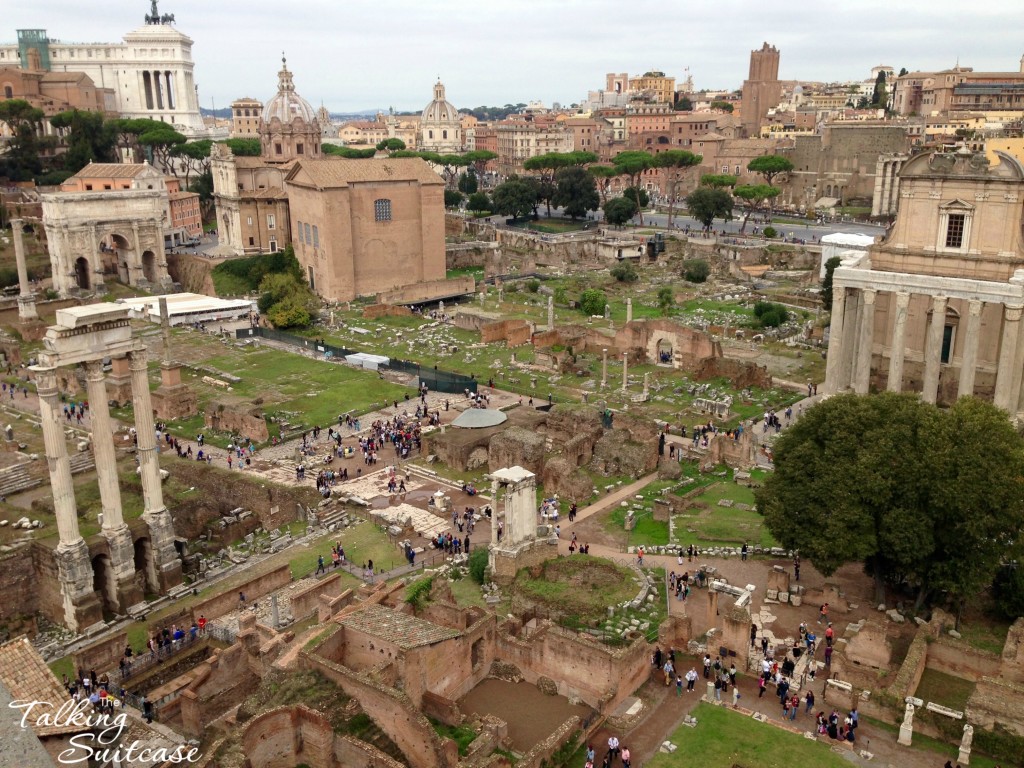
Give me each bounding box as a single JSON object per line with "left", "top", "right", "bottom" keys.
{"left": 579, "top": 288, "right": 607, "bottom": 316}
{"left": 655, "top": 149, "right": 702, "bottom": 228}
{"left": 376, "top": 137, "right": 406, "bottom": 152}
{"left": 552, "top": 166, "right": 599, "bottom": 220}
{"left": 710, "top": 100, "right": 735, "bottom": 113}
{"left": 756, "top": 393, "right": 1024, "bottom": 619}
{"left": 820, "top": 256, "right": 842, "bottom": 311}
{"left": 747, "top": 154, "right": 794, "bottom": 186}
{"left": 603, "top": 196, "right": 638, "bottom": 227}
{"left": 50, "top": 109, "right": 118, "bottom": 172}
{"left": 700, "top": 173, "right": 738, "bottom": 189}
{"left": 685, "top": 187, "right": 733, "bottom": 229}
{"left": 490, "top": 176, "right": 538, "bottom": 220}
{"left": 0, "top": 99, "right": 47, "bottom": 180}
{"left": 733, "top": 183, "right": 780, "bottom": 233}
{"left": 466, "top": 191, "right": 491, "bottom": 216}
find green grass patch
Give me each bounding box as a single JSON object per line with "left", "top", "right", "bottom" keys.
{"left": 957, "top": 621, "right": 1011, "bottom": 655}
{"left": 649, "top": 703, "right": 854, "bottom": 768}
{"left": 512, "top": 217, "right": 589, "bottom": 234}
{"left": 606, "top": 505, "right": 669, "bottom": 546}
{"left": 914, "top": 668, "right": 976, "bottom": 711}
{"left": 673, "top": 471, "right": 777, "bottom": 549}
{"left": 512, "top": 555, "right": 638, "bottom": 622}
{"left": 430, "top": 719, "right": 477, "bottom": 756}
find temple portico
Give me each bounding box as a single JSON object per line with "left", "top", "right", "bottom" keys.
{"left": 32, "top": 305, "right": 182, "bottom": 631}
{"left": 823, "top": 148, "right": 1024, "bottom": 415}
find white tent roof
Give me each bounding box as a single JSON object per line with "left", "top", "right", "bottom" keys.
{"left": 820, "top": 233, "right": 875, "bottom": 248}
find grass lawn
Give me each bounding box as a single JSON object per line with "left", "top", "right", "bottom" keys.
{"left": 673, "top": 472, "right": 777, "bottom": 549}
{"left": 512, "top": 217, "right": 590, "bottom": 234}
{"left": 447, "top": 576, "right": 487, "bottom": 609}
{"left": 430, "top": 719, "right": 477, "bottom": 756}
{"left": 957, "top": 620, "right": 1011, "bottom": 655}
{"left": 914, "top": 668, "right": 976, "bottom": 712}
{"left": 203, "top": 347, "right": 410, "bottom": 429}
{"left": 649, "top": 703, "right": 853, "bottom": 768}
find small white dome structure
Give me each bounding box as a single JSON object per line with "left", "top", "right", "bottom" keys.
{"left": 419, "top": 80, "right": 462, "bottom": 153}
{"left": 260, "top": 54, "right": 321, "bottom": 163}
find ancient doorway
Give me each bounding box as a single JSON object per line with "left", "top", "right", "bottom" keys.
{"left": 656, "top": 338, "right": 674, "bottom": 366}
{"left": 92, "top": 553, "right": 118, "bottom": 617}
{"left": 74, "top": 257, "right": 91, "bottom": 290}
{"left": 110, "top": 234, "right": 133, "bottom": 283}
{"left": 141, "top": 250, "right": 157, "bottom": 283}
{"left": 134, "top": 536, "right": 157, "bottom": 594}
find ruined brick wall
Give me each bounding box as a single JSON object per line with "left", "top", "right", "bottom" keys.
{"left": 967, "top": 677, "right": 1024, "bottom": 736}
{"left": 289, "top": 574, "right": 348, "bottom": 622}
{"left": 204, "top": 401, "right": 270, "bottom": 442}
{"left": 179, "top": 644, "right": 260, "bottom": 738}
{"left": 301, "top": 651, "right": 458, "bottom": 768}
{"left": 480, "top": 319, "right": 533, "bottom": 346}
{"left": 363, "top": 304, "right": 414, "bottom": 320}
{"left": 694, "top": 357, "right": 772, "bottom": 389}
{"left": 927, "top": 636, "right": 1001, "bottom": 680}
{"left": 73, "top": 631, "right": 128, "bottom": 677}
{"left": 0, "top": 547, "right": 43, "bottom": 635}
{"left": 490, "top": 540, "right": 559, "bottom": 587}
{"left": 495, "top": 624, "right": 648, "bottom": 713}
{"left": 487, "top": 426, "right": 546, "bottom": 475}
{"left": 376, "top": 276, "right": 476, "bottom": 305}
{"left": 241, "top": 705, "right": 406, "bottom": 768}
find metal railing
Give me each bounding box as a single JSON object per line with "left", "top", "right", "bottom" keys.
{"left": 109, "top": 625, "right": 236, "bottom": 689}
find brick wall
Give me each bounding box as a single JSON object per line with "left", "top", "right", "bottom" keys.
{"left": 72, "top": 630, "right": 128, "bottom": 677}
{"left": 927, "top": 636, "right": 1001, "bottom": 680}
{"left": 289, "top": 574, "right": 348, "bottom": 622}
{"left": 376, "top": 276, "right": 475, "bottom": 305}
{"left": 0, "top": 547, "right": 42, "bottom": 634}
{"left": 362, "top": 304, "right": 414, "bottom": 320}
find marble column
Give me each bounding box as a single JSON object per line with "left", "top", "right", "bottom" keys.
{"left": 994, "top": 304, "right": 1023, "bottom": 411}
{"left": 547, "top": 296, "right": 554, "bottom": 329}
{"left": 626, "top": 298, "right": 633, "bottom": 323}
{"left": 888, "top": 292, "right": 911, "bottom": 393}
{"left": 957, "top": 299, "right": 983, "bottom": 399}
{"left": 643, "top": 372, "right": 650, "bottom": 398}
{"left": 85, "top": 360, "right": 140, "bottom": 610}
{"left": 853, "top": 289, "right": 877, "bottom": 394}
{"left": 823, "top": 286, "right": 849, "bottom": 394}
{"left": 601, "top": 349, "right": 608, "bottom": 388}
{"left": 490, "top": 479, "right": 499, "bottom": 548}
{"left": 131, "top": 223, "right": 143, "bottom": 285}
{"left": 37, "top": 368, "right": 82, "bottom": 547}
{"left": 37, "top": 366, "right": 99, "bottom": 630}
{"left": 922, "top": 295, "right": 948, "bottom": 404}
{"left": 621, "top": 352, "right": 628, "bottom": 391}
{"left": 11, "top": 219, "right": 38, "bottom": 320}
{"left": 128, "top": 348, "right": 182, "bottom": 592}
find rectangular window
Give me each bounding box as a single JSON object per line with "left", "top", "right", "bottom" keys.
{"left": 248, "top": 237, "right": 255, "bottom": 246}
{"left": 945, "top": 213, "right": 965, "bottom": 248}
{"left": 941, "top": 325, "right": 954, "bottom": 364}
{"left": 269, "top": 240, "right": 278, "bottom": 253}
{"left": 722, "top": 165, "right": 729, "bottom": 174}
{"left": 304, "top": 223, "right": 311, "bottom": 243}
{"left": 246, "top": 216, "right": 253, "bottom": 226}
{"left": 312, "top": 225, "right": 319, "bottom": 247}
{"left": 85, "top": 184, "right": 93, "bottom": 191}
{"left": 267, "top": 213, "right": 275, "bottom": 230}
{"left": 374, "top": 199, "right": 393, "bottom": 222}
{"left": 296, "top": 220, "right": 303, "bottom": 242}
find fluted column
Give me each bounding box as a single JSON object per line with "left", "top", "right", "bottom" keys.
{"left": 490, "top": 480, "right": 499, "bottom": 548}
{"left": 994, "top": 305, "right": 1023, "bottom": 411}
{"left": 957, "top": 300, "right": 983, "bottom": 399}
{"left": 853, "top": 289, "right": 877, "bottom": 394}
{"left": 37, "top": 368, "right": 83, "bottom": 548}
{"left": 601, "top": 349, "right": 608, "bottom": 388}
{"left": 84, "top": 361, "right": 126, "bottom": 532}
{"left": 621, "top": 352, "right": 628, "bottom": 391}
{"left": 824, "top": 285, "right": 849, "bottom": 394}
{"left": 888, "top": 292, "right": 911, "bottom": 392}
{"left": 922, "top": 295, "right": 948, "bottom": 404}
{"left": 129, "top": 349, "right": 165, "bottom": 515}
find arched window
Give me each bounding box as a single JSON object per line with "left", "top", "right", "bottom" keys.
{"left": 429, "top": 130, "right": 434, "bottom": 139}
{"left": 374, "top": 199, "right": 392, "bottom": 222}
{"left": 3, "top": 85, "right": 12, "bottom": 99}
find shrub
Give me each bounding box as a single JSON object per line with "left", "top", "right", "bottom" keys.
{"left": 762, "top": 226, "right": 777, "bottom": 239}
{"left": 444, "top": 189, "right": 464, "bottom": 208}
{"left": 578, "top": 288, "right": 607, "bottom": 316}
{"left": 682, "top": 259, "right": 710, "bottom": 283}
{"left": 553, "top": 287, "right": 569, "bottom": 305}
{"left": 468, "top": 548, "right": 489, "bottom": 584}
{"left": 526, "top": 279, "right": 541, "bottom": 293}
{"left": 754, "top": 300, "right": 789, "bottom": 328}
{"left": 610, "top": 261, "right": 638, "bottom": 282}
{"left": 404, "top": 575, "right": 434, "bottom": 609}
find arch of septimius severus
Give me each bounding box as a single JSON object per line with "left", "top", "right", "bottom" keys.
{"left": 33, "top": 304, "right": 182, "bottom": 631}
{"left": 824, "top": 148, "right": 1024, "bottom": 414}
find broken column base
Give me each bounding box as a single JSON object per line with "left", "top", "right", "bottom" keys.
{"left": 106, "top": 525, "right": 145, "bottom": 611}
{"left": 16, "top": 317, "right": 48, "bottom": 342}
{"left": 152, "top": 379, "right": 198, "bottom": 421}
{"left": 55, "top": 539, "right": 103, "bottom": 632}
{"left": 488, "top": 537, "right": 559, "bottom": 586}
{"left": 143, "top": 509, "right": 184, "bottom": 593}
{"left": 898, "top": 724, "right": 913, "bottom": 746}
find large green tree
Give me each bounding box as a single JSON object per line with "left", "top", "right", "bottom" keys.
{"left": 603, "top": 196, "right": 638, "bottom": 227}
{"left": 552, "top": 166, "right": 599, "bottom": 220}
{"left": 685, "top": 187, "right": 733, "bottom": 230}
{"left": 0, "top": 99, "right": 47, "bottom": 180}
{"left": 588, "top": 164, "right": 619, "bottom": 205}
{"left": 747, "top": 154, "right": 793, "bottom": 220}
{"left": 757, "top": 393, "right": 1024, "bottom": 619}
{"left": 50, "top": 109, "right": 118, "bottom": 172}
{"left": 490, "top": 176, "right": 537, "bottom": 220}
{"left": 611, "top": 151, "right": 655, "bottom": 224}
{"left": 457, "top": 171, "right": 478, "bottom": 195}
{"left": 170, "top": 139, "right": 213, "bottom": 187}
{"left": 655, "top": 149, "right": 702, "bottom": 229}
{"left": 733, "top": 183, "right": 780, "bottom": 233}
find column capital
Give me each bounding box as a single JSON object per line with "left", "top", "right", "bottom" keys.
{"left": 33, "top": 366, "right": 58, "bottom": 393}
{"left": 967, "top": 299, "right": 984, "bottom": 316}
{"left": 1005, "top": 304, "right": 1024, "bottom": 322}
{"left": 931, "top": 295, "right": 948, "bottom": 309}
{"left": 894, "top": 291, "right": 911, "bottom": 308}
{"left": 127, "top": 348, "right": 148, "bottom": 370}
{"left": 10, "top": 218, "right": 24, "bottom": 232}
{"left": 82, "top": 359, "right": 105, "bottom": 379}
{"left": 862, "top": 288, "right": 877, "bottom": 305}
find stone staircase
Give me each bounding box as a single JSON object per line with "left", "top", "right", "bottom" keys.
{"left": 351, "top": 715, "right": 406, "bottom": 765}
{"left": 69, "top": 451, "right": 95, "bottom": 475}
{"left": 0, "top": 461, "right": 42, "bottom": 498}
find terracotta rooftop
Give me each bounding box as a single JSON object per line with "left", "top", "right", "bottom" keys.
{"left": 0, "top": 637, "right": 87, "bottom": 737}
{"left": 286, "top": 158, "right": 443, "bottom": 188}
{"left": 69, "top": 163, "right": 151, "bottom": 179}
{"left": 337, "top": 603, "right": 459, "bottom": 649}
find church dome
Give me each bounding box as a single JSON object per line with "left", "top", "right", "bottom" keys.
{"left": 263, "top": 55, "right": 316, "bottom": 125}
{"left": 421, "top": 80, "right": 459, "bottom": 125}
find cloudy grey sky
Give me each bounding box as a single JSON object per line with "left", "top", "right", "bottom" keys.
{"left": 6, "top": 0, "right": 1023, "bottom": 113}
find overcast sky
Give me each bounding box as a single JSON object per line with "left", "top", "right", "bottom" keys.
{"left": 7, "top": 0, "right": 1024, "bottom": 113}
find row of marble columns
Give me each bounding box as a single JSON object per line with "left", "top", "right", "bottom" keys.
{"left": 826, "top": 285, "right": 1024, "bottom": 411}
{"left": 37, "top": 347, "right": 175, "bottom": 627}
{"left": 143, "top": 70, "right": 176, "bottom": 111}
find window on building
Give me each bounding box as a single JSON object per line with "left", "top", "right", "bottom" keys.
{"left": 374, "top": 199, "right": 393, "bottom": 222}
{"left": 429, "top": 130, "right": 434, "bottom": 139}
{"left": 296, "top": 143, "right": 304, "bottom": 155}
{"left": 443, "top": 130, "right": 448, "bottom": 140}
{"left": 246, "top": 216, "right": 253, "bottom": 226}
{"left": 248, "top": 237, "right": 255, "bottom": 246}
{"left": 941, "top": 324, "right": 955, "bottom": 364}
{"left": 312, "top": 225, "right": 319, "bottom": 247}
{"left": 735, "top": 165, "right": 741, "bottom": 175}
{"left": 269, "top": 239, "right": 278, "bottom": 253}
{"left": 297, "top": 220, "right": 303, "bottom": 242}
{"left": 722, "top": 165, "right": 729, "bottom": 173}
{"left": 304, "top": 223, "right": 312, "bottom": 243}
{"left": 945, "top": 213, "right": 966, "bottom": 248}
{"left": 275, "top": 143, "right": 282, "bottom": 155}
{"left": 2, "top": 85, "right": 11, "bottom": 98}
{"left": 267, "top": 214, "right": 276, "bottom": 230}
